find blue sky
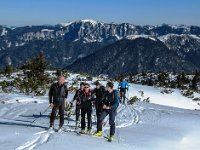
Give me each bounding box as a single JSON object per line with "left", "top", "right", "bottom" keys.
{"left": 0, "top": 0, "right": 199, "bottom": 26}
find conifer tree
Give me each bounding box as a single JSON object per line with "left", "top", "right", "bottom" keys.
{"left": 21, "top": 52, "right": 49, "bottom": 95}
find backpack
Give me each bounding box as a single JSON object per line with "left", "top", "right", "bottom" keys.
{"left": 112, "top": 90, "right": 120, "bottom": 107}
{"left": 112, "top": 89, "right": 120, "bottom": 98}
{"left": 104, "top": 90, "right": 119, "bottom": 108}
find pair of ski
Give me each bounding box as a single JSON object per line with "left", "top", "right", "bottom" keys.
{"left": 49, "top": 124, "right": 79, "bottom": 132}
{"left": 76, "top": 131, "right": 113, "bottom": 142}
{"left": 46, "top": 127, "right": 113, "bottom": 142}
{"left": 46, "top": 127, "right": 66, "bottom": 133}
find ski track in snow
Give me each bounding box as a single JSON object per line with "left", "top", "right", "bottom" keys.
{"left": 101, "top": 103, "right": 140, "bottom": 132}
{"left": 16, "top": 130, "right": 54, "bottom": 150}
{"left": 5, "top": 96, "right": 198, "bottom": 150}
{"left": 1, "top": 78, "right": 200, "bottom": 150}
{"left": 15, "top": 103, "right": 138, "bottom": 150}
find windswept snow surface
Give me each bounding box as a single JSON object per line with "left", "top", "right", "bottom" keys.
{"left": 0, "top": 78, "right": 200, "bottom": 150}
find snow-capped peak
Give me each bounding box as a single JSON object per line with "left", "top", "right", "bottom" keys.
{"left": 158, "top": 34, "right": 200, "bottom": 42}
{"left": 126, "top": 35, "right": 157, "bottom": 41}
{"left": 41, "top": 29, "right": 54, "bottom": 32}
{"left": 79, "top": 19, "right": 98, "bottom": 25}
{"left": 1, "top": 28, "right": 7, "bottom": 36}
{"left": 60, "top": 19, "right": 99, "bottom": 27}
{"left": 60, "top": 21, "right": 74, "bottom": 27}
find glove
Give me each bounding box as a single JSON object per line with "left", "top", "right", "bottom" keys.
{"left": 76, "top": 100, "right": 81, "bottom": 105}
{"left": 92, "top": 94, "right": 96, "bottom": 99}
{"left": 70, "top": 101, "right": 73, "bottom": 107}
{"left": 49, "top": 103, "right": 54, "bottom": 108}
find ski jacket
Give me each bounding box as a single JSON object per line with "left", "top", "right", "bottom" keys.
{"left": 118, "top": 81, "right": 129, "bottom": 89}
{"left": 103, "top": 90, "right": 119, "bottom": 110}
{"left": 92, "top": 86, "right": 106, "bottom": 106}
{"left": 79, "top": 90, "right": 93, "bottom": 108}
{"left": 73, "top": 89, "right": 83, "bottom": 102}
{"left": 49, "top": 82, "right": 68, "bottom": 104}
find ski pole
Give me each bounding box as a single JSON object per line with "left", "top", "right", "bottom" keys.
{"left": 29, "top": 106, "right": 50, "bottom": 126}
{"left": 116, "top": 112, "right": 120, "bottom": 143}
{"left": 92, "top": 105, "right": 97, "bottom": 124}
{"left": 125, "top": 96, "right": 130, "bottom": 102}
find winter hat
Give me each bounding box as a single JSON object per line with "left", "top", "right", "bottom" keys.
{"left": 94, "top": 81, "right": 101, "bottom": 85}
{"left": 106, "top": 82, "right": 114, "bottom": 89}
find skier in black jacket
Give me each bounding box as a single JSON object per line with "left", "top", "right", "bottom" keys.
{"left": 71, "top": 82, "right": 85, "bottom": 127}
{"left": 49, "top": 76, "right": 68, "bottom": 130}
{"left": 78, "top": 83, "right": 93, "bottom": 134}
{"left": 92, "top": 81, "right": 106, "bottom": 128}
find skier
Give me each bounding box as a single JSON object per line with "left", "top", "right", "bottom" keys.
{"left": 71, "top": 82, "right": 85, "bottom": 127}
{"left": 118, "top": 78, "right": 129, "bottom": 104}
{"left": 95, "top": 82, "right": 119, "bottom": 142}
{"left": 92, "top": 81, "right": 106, "bottom": 129}
{"left": 79, "top": 83, "right": 93, "bottom": 134}
{"left": 49, "top": 75, "right": 68, "bottom": 131}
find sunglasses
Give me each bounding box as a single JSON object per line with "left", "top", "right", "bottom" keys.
{"left": 85, "top": 87, "right": 89, "bottom": 88}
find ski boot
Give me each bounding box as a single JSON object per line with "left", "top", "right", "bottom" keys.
{"left": 108, "top": 135, "right": 114, "bottom": 142}
{"left": 94, "top": 131, "right": 102, "bottom": 137}
{"left": 87, "top": 129, "right": 92, "bottom": 135}
{"left": 57, "top": 125, "right": 64, "bottom": 132}
{"left": 80, "top": 129, "right": 85, "bottom": 134}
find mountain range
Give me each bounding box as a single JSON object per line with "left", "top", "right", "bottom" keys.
{"left": 0, "top": 19, "right": 200, "bottom": 76}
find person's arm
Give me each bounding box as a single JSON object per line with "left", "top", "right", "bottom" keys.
{"left": 76, "top": 91, "right": 83, "bottom": 104}
{"left": 118, "top": 82, "right": 121, "bottom": 90}
{"left": 101, "top": 87, "right": 106, "bottom": 101}
{"left": 73, "top": 90, "right": 78, "bottom": 102}
{"left": 64, "top": 85, "right": 68, "bottom": 98}
{"left": 126, "top": 81, "right": 129, "bottom": 90}
{"left": 102, "top": 92, "right": 107, "bottom": 106}
{"left": 110, "top": 91, "right": 119, "bottom": 110}
{"left": 65, "top": 90, "right": 68, "bottom": 98}
{"left": 99, "top": 88, "right": 106, "bottom": 108}
{"left": 49, "top": 84, "right": 54, "bottom": 104}
{"left": 89, "top": 91, "right": 93, "bottom": 101}
{"left": 91, "top": 89, "right": 96, "bottom": 101}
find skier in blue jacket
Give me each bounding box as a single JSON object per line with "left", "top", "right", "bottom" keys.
{"left": 118, "top": 78, "right": 129, "bottom": 104}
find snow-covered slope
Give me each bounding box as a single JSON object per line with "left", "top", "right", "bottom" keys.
{"left": 127, "top": 84, "right": 200, "bottom": 110}
{"left": 158, "top": 34, "right": 200, "bottom": 53}
{"left": 0, "top": 73, "right": 200, "bottom": 150}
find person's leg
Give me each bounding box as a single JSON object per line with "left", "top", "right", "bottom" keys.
{"left": 95, "top": 104, "right": 99, "bottom": 118}
{"left": 122, "top": 89, "right": 126, "bottom": 104}
{"left": 81, "top": 108, "right": 86, "bottom": 130}
{"left": 50, "top": 104, "right": 58, "bottom": 127}
{"left": 87, "top": 108, "right": 92, "bottom": 130}
{"left": 124, "top": 89, "right": 126, "bottom": 104}
{"left": 109, "top": 109, "right": 117, "bottom": 137}
{"left": 97, "top": 110, "right": 108, "bottom": 132}
{"left": 119, "top": 88, "right": 123, "bottom": 103}
{"left": 96, "top": 105, "right": 101, "bottom": 127}
{"left": 76, "top": 104, "right": 80, "bottom": 123}
{"left": 59, "top": 103, "right": 65, "bottom": 128}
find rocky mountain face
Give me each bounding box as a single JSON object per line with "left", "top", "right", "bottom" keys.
{"left": 159, "top": 34, "right": 200, "bottom": 68}
{"left": 67, "top": 38, "right": 198, "bottom": 76}
{"left": 0, "top": 20, "right": 200, "bottom": 74}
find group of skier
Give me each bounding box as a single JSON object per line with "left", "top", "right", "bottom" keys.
{"left": 48, "top": 75, "right": 129, "bottom": 141}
